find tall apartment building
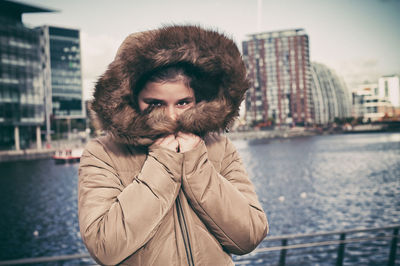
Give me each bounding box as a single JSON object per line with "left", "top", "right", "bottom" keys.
{"left": 242, "top": 29, "right": 312, "bottom": 127}
{"left": 310, "top": 62, "right": 351, "bottom": 125}
{"left": 0, "top": 0, "right": 53, "bottom": 150}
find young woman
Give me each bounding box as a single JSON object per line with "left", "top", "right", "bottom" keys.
{"left": 78, "top": 25, "right": 268, "bottom": 265}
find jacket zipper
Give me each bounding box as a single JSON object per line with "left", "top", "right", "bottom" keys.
{"left": 176, "top": 194, "right": 195, "bottom": 266}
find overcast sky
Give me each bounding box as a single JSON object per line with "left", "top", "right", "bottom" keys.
{"left": 16, "top": 0, "right": 400, "bottom": 100}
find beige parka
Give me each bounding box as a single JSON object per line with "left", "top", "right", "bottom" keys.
{"left": 78, "top": 25, "right": 268, "bottom": 265}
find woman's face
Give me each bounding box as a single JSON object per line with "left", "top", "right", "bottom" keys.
{"left": 137, "top": 80, "right": 196, "bottom": 120}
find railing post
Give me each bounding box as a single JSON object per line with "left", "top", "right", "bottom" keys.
{"left": 336, "top": 233, "right": 346, "bottom": 266}
{"left": 388, "top": 228, "right": 398, "bottom": 266}
{"left": 279, "top": 239, "right": 287, "bottom": 266}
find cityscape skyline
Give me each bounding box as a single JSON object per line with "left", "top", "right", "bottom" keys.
{"left": 15, "top": 0, "right": 400, "bottom": 100}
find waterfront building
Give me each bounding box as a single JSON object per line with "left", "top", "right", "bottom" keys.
{"left": 0, "top": 0, "right": 53, "bottom": 150}
{"left": 363, "top": 95, "right": 394, "bottom": 122}
{"left": 351, "top": 83, "right": 377, "bottom": 118}
{"left": 38, "top": 25, "right": 85, "bottom": 141}
{"left": 352, "top": 83, "right": 394, "bottom": 122}
{"left": 378, "top": 75, "right": 400, "bottom": 118}
{"left": 310, "top": 62, "right": 351, "bottom": 125}
{"left": 242, "top": 29, "right": 312, "bottom": 127}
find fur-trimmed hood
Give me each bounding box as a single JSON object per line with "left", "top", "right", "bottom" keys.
{"left": 91, "top": 25, "right": 249, "bottom": 145}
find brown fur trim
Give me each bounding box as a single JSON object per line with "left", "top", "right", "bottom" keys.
{"left": 91, "top": 25, "right": 249, "bottom": 145}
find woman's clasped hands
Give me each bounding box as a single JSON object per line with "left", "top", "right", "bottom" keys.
{"left": 154, "top": 132, "right": 201, "bottom": 153}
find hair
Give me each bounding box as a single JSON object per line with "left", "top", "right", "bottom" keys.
{"left": 144, "top": 67, "right": 191, "bottom": 87}
{"left": 133, "top": 64, "right": 217, "bottom": 110}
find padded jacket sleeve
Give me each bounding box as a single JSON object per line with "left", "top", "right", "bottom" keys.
{"left": 78, "top": 140, "right": 182, "bottom": 265}
{"left": 181, "top": 136, "right": 268, "bottom": 255}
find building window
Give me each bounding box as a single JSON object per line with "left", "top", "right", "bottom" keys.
{"left": 384, "top": 80, "right": 389, "bottom": 97}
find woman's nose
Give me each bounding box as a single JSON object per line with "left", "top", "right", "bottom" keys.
{"left": 166, "top": 106, "right": 178, "bottom": 120}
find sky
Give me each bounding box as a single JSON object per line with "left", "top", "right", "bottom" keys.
{"left": 16, "top": 0, "right": 400, "bottom": 100}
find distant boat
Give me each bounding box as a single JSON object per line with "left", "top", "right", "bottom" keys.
{"left": 52, "top": 148, "right": 83, "bottom": 163}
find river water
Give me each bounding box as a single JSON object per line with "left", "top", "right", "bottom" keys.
{"left": 0, "top": 133, "right": 399, "bottom": 265}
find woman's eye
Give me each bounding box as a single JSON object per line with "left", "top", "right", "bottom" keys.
{"left": 177, "top": 101, "right": 191, "bottom": 107}
{"left": 149, "top": 102, "right": 162, "bottom": 107}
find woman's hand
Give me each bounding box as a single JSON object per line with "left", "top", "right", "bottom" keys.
{"left": 176, "top": 132, "right": 201, "bottom": 153}
{"left": 154, "top": 134, "right": 179, "bottom": 152}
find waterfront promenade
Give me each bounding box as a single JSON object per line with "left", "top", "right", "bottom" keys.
{"left": 0, "top": 148, "right": 55, "bottom": 163}
{"left": 0, "top": 128, "right": 316, "bottom": 162}
{"left": 1, "top": 124, "right": 398, "bottom": 162}
{"left": 0, "top": 139, "right": 84, "bottom": 163}
{"left": 227, "top": 127, "right": 318, "bottom": 140}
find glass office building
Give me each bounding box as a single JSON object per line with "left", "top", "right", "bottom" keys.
{"left": 38, "top": 25, "right": 85, "bottom": 141}
{"left": 0, "top": 0, "right": 53, "bottom": 150}
{"left": 0, "top": 1, "right": 85, "bottom": 150}
{"left": 45, "top": 26, "right": 84, "bottom": 118}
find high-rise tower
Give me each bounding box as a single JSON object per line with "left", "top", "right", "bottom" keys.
{"left": 242, "top": 29, "right": 312, "bottom": 127}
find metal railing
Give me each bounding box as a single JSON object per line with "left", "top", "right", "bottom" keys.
{"left": 0, "top": 253, "right": 93, "bottom": 265}
{"left": 234, "top": 224, "right": 399, "bottom": 265}
{"left": 0, "top": 225, "right": 398, "bottom": 265}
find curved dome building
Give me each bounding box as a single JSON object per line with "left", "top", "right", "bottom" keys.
{"left": 310, "top": 62, "right": 351, "bottom": 125}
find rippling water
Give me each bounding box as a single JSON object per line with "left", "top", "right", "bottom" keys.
{"left": 0, "top": 160, "right": 87, "bottom": 262}
{"left": 0, "top": 133, "right": 399, "bottom": 264}
{"left": 234, "top": 133, "right": 400, "bottom": 265}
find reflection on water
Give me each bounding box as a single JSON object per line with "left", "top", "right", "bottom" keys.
{"left": 0, "top": 133, "right": 399, "bottom": 264}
